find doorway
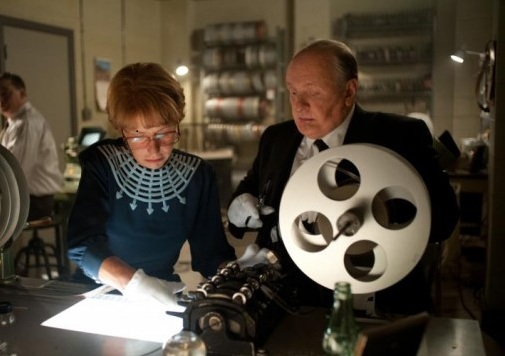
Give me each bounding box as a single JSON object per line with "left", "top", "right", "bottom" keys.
{"left": 0, "top": 15, "right": 77, "bottom": 171}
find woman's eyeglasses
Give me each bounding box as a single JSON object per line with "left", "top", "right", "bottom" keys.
{"left": 123, "top": 127, "right": 180, "bottom": 149}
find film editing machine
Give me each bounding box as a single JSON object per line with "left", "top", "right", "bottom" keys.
{"left": 171, "top": 143, "right": 432, "bottom": 355}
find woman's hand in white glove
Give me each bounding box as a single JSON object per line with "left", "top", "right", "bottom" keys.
{"left": 235, "top": 243, "right": 279, "bottom": 269}
{"left": 122, "top": 269, "right": 186, "bottom": 311}
{"left": 227, "top": 193, "right": 274, "bottom": 229}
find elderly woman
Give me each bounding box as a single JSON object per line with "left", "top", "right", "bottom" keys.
{"left": 67, "top": 62, "right": 235, "bottom": 308}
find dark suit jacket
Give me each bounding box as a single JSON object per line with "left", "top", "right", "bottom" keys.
{"left": 229, "top": 104, "right": 459, "bottom": 314}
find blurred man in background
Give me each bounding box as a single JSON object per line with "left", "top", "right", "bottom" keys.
{"left": 0, "top": 72, "right": 63, "bottom": 220}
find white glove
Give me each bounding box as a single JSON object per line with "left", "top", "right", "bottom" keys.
{"left": 236, "top": 243, "right": 279, "bottom": 269}
{"left": 123, "top": 269, "right": 186, "bottom": 311}
{"left": 299, "top": 211, "right": 317, "bottom": 224}
{"left": 227, "top": 193, "right": 275, "bottom": 229}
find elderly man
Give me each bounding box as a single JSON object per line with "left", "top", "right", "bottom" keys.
{"left": 227, "top": 39, "right": 459, "bottom": 315}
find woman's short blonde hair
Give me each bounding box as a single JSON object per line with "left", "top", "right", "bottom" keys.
{"left": 107, "top": 62, "right": 185, "bottom": 130}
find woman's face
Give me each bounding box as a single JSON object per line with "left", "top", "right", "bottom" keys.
{"left": 122, "top": 117, "right": 179, "bottom": 169}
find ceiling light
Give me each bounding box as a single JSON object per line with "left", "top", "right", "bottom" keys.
{"left": 175, "top": 64, "right": 189, "bottom": 76}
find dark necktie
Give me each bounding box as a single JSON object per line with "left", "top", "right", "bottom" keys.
{"left": 314, "top": 139, "right": 329, "bottom": 152}
{"left": 301, "top": 139, "right": 330, "bottom": 234}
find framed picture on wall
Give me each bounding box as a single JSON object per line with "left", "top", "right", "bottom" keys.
{"left": 94, "top": 57, "right": 111, "bottom": 112}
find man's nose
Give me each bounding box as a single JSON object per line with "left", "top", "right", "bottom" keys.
{"left": 293, "top": 96, "right": 308, "bottom": 111}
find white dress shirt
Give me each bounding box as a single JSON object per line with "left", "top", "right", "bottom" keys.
{"left": 290, "top": 105, "right": 354, "bottom": 176}
{"left": 1, "top": 102, "right": 63, "bottom": 196}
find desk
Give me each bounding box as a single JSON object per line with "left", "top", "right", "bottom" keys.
{"left": 449, "top": 170, "right": 488, "bottom": 237}
{"left": 0, "top": 280, "right": 486, "bottom": 356}
{"left": 449, "top": 170, "right": 488, "bottom": 192}
{"left": 445, "top": 171, "right": 488, "bottom": 269}
{"left": 0, "top": 284, "right": 164, "bottom": 355}
{"left": 266, "top": 309, "right": 485, "bottom": 355}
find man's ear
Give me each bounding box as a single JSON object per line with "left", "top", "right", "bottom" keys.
{"left": 20, "top": 88, "right": 27, "bottom": 99}
{"left": 344, "top": 78, "right": 358, "bottom": 107}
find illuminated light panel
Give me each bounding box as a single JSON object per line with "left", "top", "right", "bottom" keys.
{"left": 42, "top": 294, "right": 183, "bottom": 343}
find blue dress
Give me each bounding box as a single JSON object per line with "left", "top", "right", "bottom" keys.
{"left": 67, "top": 138, "right": 235, "bottom": 283}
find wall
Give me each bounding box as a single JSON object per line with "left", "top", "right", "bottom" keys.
{"left": 0, "top": 0, "right": 165, "bottom": 263}
{"left": 160, "top": 0, "right": 192, "bottom": 125}
{"left": 451, "top": 0, "right": 494, "bottom": 140}
{"left": 0, "top": 0, "right": 499, "bottom": 268}
{"left": 188, "top": 0, "right": 287, "bottom": 31}
{"left": 432, "top": 0, "right": 457, "bottom": 138}
{"left": 483, "top": 0, "right": 505, "bottom": 342}
{"left": 0, "top": 0, "right": 163, "bottom": 137}
{"left": 293, "top": 0, "right": 331, "bottom": 50}
{"left": 0, "top": 0, "right": 491, "bottom": 147}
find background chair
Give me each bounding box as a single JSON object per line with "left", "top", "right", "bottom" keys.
{"left": 14, "top": 215, "right": 66, "bottom": 280}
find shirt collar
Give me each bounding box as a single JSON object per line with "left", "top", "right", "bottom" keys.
{"left": 8, "top": 101, "right": 30, "bottom": 120}
{"left": 305, "top": 104, "right": 355, "bottom": 149}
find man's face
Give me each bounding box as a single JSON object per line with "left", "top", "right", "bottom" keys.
{"left": 285, "top": 52, "right": 357, "bottom": 139}
{"left": 0, "top": 80, "right": 26, "bottom": 118}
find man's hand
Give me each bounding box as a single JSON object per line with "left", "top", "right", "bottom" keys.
{"left": 123, "top": 269, "right": 186, "bottom": 311}
{"left": 227, "top": 193, "right": 274, "bottom": 229}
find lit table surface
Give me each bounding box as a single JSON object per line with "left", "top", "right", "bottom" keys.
{"left": 0, "top": 279, "right": 486, "bottom": 356}
{"left": 0, "top": 281, "right": 166, "bottom": 356}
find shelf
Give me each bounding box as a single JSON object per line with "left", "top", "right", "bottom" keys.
{"left": 358, "top": 91, "right": 431, "bottom": 100}
{"left": 335, "top": 9, "right": 434, "bottom": 114}
{"left": 336, "top": 10, "right": 433, "bottom": 39}
{"left": 202, "top": 69, "right": 277, "bottom": 97}
{"left": 358, "top": 59, "right": 431, "bottom": 66}
{"left": 201, "top": 42, "right": 278, "bottom": 71}
{"left": 203, "top": 21, "right": 268, "bottom": 47}
{"left": 355, "top": 46, "right": 432, "bottom": 65}
{"left": 342, "top": 25, "right": 432, "bottom": 39}
{"left": 194, "top": 21, "right": 285, "bottom": 160}
{"left": 204, "top": 96, "right": 271, "bottom": 122}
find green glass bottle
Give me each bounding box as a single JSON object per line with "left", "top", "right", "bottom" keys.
{"left": 322, "top": 281, "right": 359, "bottom": 355}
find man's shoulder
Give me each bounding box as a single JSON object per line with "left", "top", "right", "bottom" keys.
{"left": 24, "top": 102, "right": 45, "bottom": 120}
{"left": 359, "top": 108, "right": 420, "bottom": 126}
{"left": 353, "top": 109, "right": 426, "bottom": 136}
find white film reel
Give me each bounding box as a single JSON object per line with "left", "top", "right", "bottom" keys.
{"left": 279, "top": 143, "right": 431, "bottom": 294}
{"left": 0, "top": 145, "right": 30, "bottom": 248}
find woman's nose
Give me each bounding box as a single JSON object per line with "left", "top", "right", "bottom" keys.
{"left": 146, "top": 137, "right": 161, "bottom": 152}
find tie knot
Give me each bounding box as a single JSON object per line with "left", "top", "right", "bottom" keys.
{"left": 314, "top": 139, "right": 329, "bottom": 152}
